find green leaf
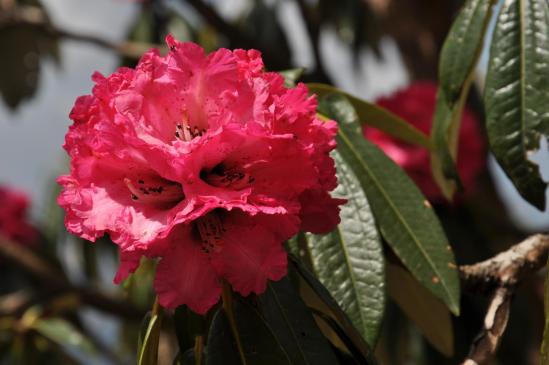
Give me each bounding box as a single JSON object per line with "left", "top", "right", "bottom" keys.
{"left": 320, "top": 93, "right": 460, "bottom": 315}
{"left": 279, "top": 68, "right": 305, "bottom": 88}
{"left": 431, "top": 0, "right": 496, "bottom": 199}
{"left": 386, "top": 263, "right": 454, "bottom": 357}
{"left": 541, "top": 256, "right": 549, "bottom": 364}
{"left": 288, "top": 257, "right": 377, "bottom": 365}
{"left": 30, "top": 318, "right": 97, "bottom": 356}
{"left": 439, "top": 0, "right": 495, "bottom": 101}
{"left": 257, "top": 278, "right": 340, "bottom": 365}
{"left": 138, "top": 303, "right": 163, "bottom": 365}
{"left": 206, "top": 299, "right": 291, "bottom": 365}
{"left": 305, "top": 151, "right": 385, "bottom": 346}
{"left": 484, "top": 0, "right": 549, "bottom": 210}
{"left": 308, "top": 83, "right": 431, "bottom": 149}
{"left": 431, "top": 94, "right": 464, "bottom": 199}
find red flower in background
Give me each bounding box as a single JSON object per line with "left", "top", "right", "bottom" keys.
{"left": 364, "top": 81, "right": 485, "bottom": 201}
{"left": 0, "top": 186, "right": 37, "bottom": 245}
{"left": 58, "top": 36, "right": 343, "bottom": 314}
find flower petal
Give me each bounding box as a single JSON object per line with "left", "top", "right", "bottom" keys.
{"left": 154, "top": 226, "right": 221, "bottom": 313}
{"left": 211, "top": 212, "right": 299, "bottom": 296}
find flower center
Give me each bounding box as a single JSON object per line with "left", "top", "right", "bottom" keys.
{"left": 174, "top": 114, "right": 206, "bottom": 141}
{"left": 195, "top": 211, "right": 225, "bottom": 254}
{"left": 201, "top": 163, "right": 254, "bottom": 190}
{"left": 124, "top": 176, "right": 184, "bottom": 207}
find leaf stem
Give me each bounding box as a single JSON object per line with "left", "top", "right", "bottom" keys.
{"left": 221, "top": 281, "right": 247, "bottom": 365}
{"left": 151, "top": 296, "right": 161, "bottom": 317}
{"left": 194, "top": 335, "right": 204, "bottom": 365}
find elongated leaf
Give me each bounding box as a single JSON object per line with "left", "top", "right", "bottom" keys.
{"left": 289, "top": 257, "right": 377, "bottom": 365}
{"left": 439, "top": 0, "right": 495, "bottom": 101}
{"left": 258, "top": 278, "right": 340, "bottom": 365}
{"left": 541, "top": 257, "right": 549, "bottom": 364}
{"left": 308, "top": 83, "right": 431, "bottom": 149}
{"left": 431, "top": 0, "right": 496, "bottom": 199}
{"left": 138, "top": 304, "right": 163, "bottom": 365}
{"left": 31, "top": 318, "right": 97, "bottom": 356}
{"left": 320, "top": 93, "right": 460, "bottom": 315}
{"left": 386, "top": 263, "right": 454, "bottom": 356}
{"left": 484, "top": 0, "right": 549, "bottom": 210}
{"left": 206, "top": 299, "right": 291, "bottom": 365}
{"left": 431, "top": 94, "right": 464, "bottom": 199}
{"left": 306, "top": 151, "right": 385, "bottom": 346}
{"left": 280, "top": 68, "right": 305, "bottom": 88}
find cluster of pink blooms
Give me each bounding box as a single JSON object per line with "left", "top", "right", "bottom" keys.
{"left": 0, "top": 185, "right": 37, "bottom": 245}
{"left": 364, "top": 82, "right": 485, "bottom": 201}
{"left": 58, "top": 36, "right": 343, "bottom": 314}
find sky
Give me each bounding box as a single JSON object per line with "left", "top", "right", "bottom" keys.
{"left": 0, "top": 0, "right": 548, "bottom": 232}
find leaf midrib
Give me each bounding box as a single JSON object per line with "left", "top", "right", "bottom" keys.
{"left": 332, "top": 158, "right": 377, "bottom": 335}
{"left": 337, "top": 128, "right": 456, "bottom": 311}
{"left": 519, "top": 0, "right": 527, "bottom": 159}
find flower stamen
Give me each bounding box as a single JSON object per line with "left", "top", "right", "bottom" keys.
{"left": 124, "top": 177, "right": 184, "bottom": 206}
{"left": 175, "top": 115, "right": 206, "bottom": 141}
{"left": 202, "top": 164, "right": 253, "bottom": 190}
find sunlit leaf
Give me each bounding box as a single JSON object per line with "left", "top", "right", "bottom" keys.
{"left": 308, "top": 83, "right": 431, "bottom": 149}
{"left": 319, "top": 93, "right": 460, "bottom": 315}
{"left": 306, "top": 151, "right": 385, "bottom": 346}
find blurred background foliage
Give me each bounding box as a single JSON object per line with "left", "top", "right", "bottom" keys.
{"left": 0, "top": 0, "right": 547, "bottom": 364}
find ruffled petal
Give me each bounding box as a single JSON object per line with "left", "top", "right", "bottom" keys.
{"left": 210, "top": 212, "right": 299, "bottom": 296}
{"left": 299, "top": 189, "right": 345, "bottom": 234}
{"left": 114, "top": 249, "right": 142, "bottom": 284}
{"left": 154, "top": 226, "right": 221, "bottom": 313}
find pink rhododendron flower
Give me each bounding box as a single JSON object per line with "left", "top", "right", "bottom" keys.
{"left": 363, "top": 81, "right": 485, "bottom": 201}
{"left": 0, "top": 185, "right": 37, "bottom": 245}
{"left": 58, "top": 35, "right": 343, "bottom": 314}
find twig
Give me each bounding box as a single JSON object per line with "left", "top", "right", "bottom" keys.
{"left": 460, "top": 287, "right": 512, "bottom": 365}
{"left": 458, "top": 234, "right": 549, "bottom": 364}
{"left": 460, "top": 234, "right": 549, "bottom": 293}
{"left": 0, "top": 4, "right": 159, "bottom": 59}
{"left": 0, "top": 236, "right": 144, "bottom": 320}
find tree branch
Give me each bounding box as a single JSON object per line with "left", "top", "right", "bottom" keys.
{"left": 0, "top": 4, "right": 159, "bottom": 59}
{"left": 458, "top": 234, "right": 549, "bottom": 364}
{"left": 460, "top": 234, "right": 549, "bottom": 293}
{"left": 460, "top": 287, "right": 512, "bottom": 365}
{"left": 0, "top": 236, "right": 144, "bottom": 320}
